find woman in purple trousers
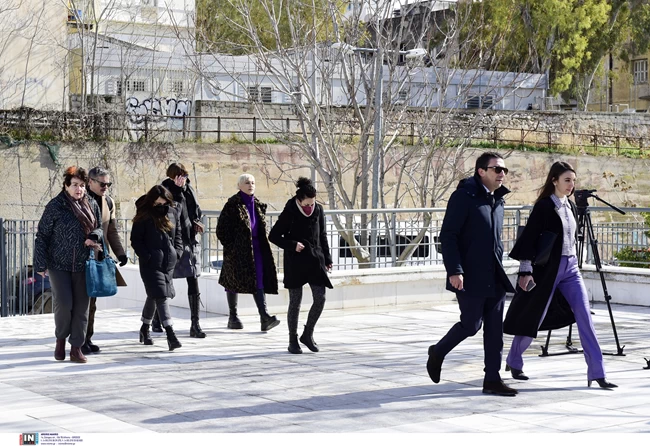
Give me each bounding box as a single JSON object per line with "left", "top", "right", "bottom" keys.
{"left": 504, "top": 161, "right": 617, "bottom": 389}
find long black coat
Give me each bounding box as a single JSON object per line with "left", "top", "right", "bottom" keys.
{"left": 215, "top": 193, "right": 278, "bottom": 294}
{"left": 439, "top": 175, "right": 516, "bottom": 298}
{"left": 130, "top": 205, "right": 184, "bottom": 298}
{"left": 269, "top": 198, "right": 333, "bottom": 289}
{"left": 504, "top": 196, "right": 577, "bottom": 337}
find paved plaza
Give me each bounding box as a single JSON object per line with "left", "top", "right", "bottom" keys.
{"left": 1, "top": 300, "right": 649, "bottom": 435}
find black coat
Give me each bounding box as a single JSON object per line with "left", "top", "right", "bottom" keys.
{"left": 215, "top": 193, "right": 278, "bottom": 294}
{"left": 269, "top": 198, "right": 333, "bottom": 289}
{"left": 34, "top": 191, "right": 103, "bottom": 273}
{"left": 439, "top": 175, "right": 516, "bottom": 297}
{"left": 162, "top": 178, "right": 203, "bottom": 247}
{"left": 130, "top": 204, "right": 184, "bottom": 298}
{"left": 504, "top": 196, "right": 577, "bottom": 337}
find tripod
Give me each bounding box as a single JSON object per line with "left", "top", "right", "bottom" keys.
{"left": 539, "top": 190, "right": 626, "bottom": 357}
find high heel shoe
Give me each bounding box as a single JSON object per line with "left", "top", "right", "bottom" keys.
{"left": 505, "top": 364, "right": 529, "bottom": 381}
{"left": 165, "top": 326, "right": 182, "bottom": 351}
{"left": 588, "top": 378, "right": 618, "bottom": 389}
{"left": 139, "top": 324, "right": 153, "bottom": 345}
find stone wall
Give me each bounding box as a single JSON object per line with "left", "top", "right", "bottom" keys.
{"left": 1, "top": 140, "right": 649, "bottom": 221}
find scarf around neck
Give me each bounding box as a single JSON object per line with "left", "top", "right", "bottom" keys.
{"left": 63, "top": 191, "right": 96, "bottom": 236}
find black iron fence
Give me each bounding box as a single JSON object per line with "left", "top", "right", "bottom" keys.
{"left": 2, "top": 206, "right": 649, "bottom": 317}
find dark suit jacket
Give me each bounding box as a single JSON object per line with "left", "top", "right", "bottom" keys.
{"left": 439, "top": 175, "right": 515, "bottom": 298}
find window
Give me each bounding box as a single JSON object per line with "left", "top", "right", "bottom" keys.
{"left": 116, "top": 80, "right": 122, "bottom": 96}
{"left": 397, "top": 89, "right": 408, "bottom": 104}
{"left": 247, "top": 86, "right": 260, "bottom": 102}
{"left": 260, "top": 87, "right": 273, "bottom": 103}
{"left": 633, "top": 59, "right": 648, "bottom": 84}
{"left": 170, "top": 80, "right": 184, "bottom": 95}
{"left": 247, "top": 86, "right": 273, "bottom": 103}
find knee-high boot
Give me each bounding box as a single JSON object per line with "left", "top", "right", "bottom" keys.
{"left": 253, "top": 289, "right": 280, "bottom": 332}
{"left": 188, "top": 294, "right": 206, "bottom": 338}
{"left": 226, "top": 291, "right": 243, "bottom": 329}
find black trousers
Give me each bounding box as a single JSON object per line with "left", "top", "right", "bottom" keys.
{"left": 435, "top": 292, "right": 506, "bottom": 382}
{"left": 48, "top": 269, "right": 90, "bottom": 348}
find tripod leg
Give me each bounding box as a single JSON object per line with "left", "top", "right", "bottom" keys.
{"left": 583, "top": 212, "right": 625, "bottom": 356}
{"left": 539, "top": 330, "right": 551, "bottom": 356}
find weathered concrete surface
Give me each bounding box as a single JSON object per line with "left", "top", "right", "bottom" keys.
{"left": 1, "top": 141, "right": 649, "bottom": 220}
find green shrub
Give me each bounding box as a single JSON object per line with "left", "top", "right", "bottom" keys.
{"left": 613, "top": 246, "right": 650, "bottom": 268}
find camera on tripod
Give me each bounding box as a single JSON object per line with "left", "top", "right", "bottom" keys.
{"left": 574, "top": 189, "right": 596, "bottom": 209}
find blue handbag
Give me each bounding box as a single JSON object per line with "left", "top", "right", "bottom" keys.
{"left": 85, "top": 242, "right": 118, "bottom": 297}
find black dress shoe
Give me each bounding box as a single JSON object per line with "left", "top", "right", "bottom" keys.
{"left": 86, "top": 340, "right": 100, "bottom": 353}
{"left": 505, "top": 364, "right": 528, "bottom": 380}
{"left": 80, "top": 342, "right": 91, "bottom": 355}
{"left": 482, "top": 380, "right": 518, "bottom": 396}
{"left": 426, "top": 345, "right": 444, "bottom": 384}
{"left": 588, "top": 378, "right": 618, "bottom": 389}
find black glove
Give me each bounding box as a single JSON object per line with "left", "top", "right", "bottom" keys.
{"left": 118, "top": 255, "right": 128, "bottom": 267}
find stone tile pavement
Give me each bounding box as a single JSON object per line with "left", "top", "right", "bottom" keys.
{"left": 0, "top": 300, "right": 649, "bottom": 435}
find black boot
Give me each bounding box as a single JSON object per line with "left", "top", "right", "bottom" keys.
{"left": 299, "top": 325, "right": 319, "bottom": 352}
{"left": 188, "top": 294, "right": 206, "bottom": 338}
{"left": 226, "top": 291, "right": 243, "bottom": 329}
{"left": 253, "top": 289, "right": 280, "bottom": 332}
{"left": 139, "top": 323, "right": 153, "bottom": 345}
{"left": 151, "top": 308, "right": 163, "bottom": 333}
{"left": 288, "top": 334, "right": 302, "bottom": 354}
{"left": 165, "top": 326, "right": 182, "bottom": 351}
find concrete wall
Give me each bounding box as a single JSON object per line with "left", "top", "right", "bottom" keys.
{"left": 0, "top": 0, "right": 67, "bottom": 110}
{"left": 1, "top": 141, "right": 650, "bottom": 220}
{"left": 98, "top": 263, "right": 650, "bottom": 317}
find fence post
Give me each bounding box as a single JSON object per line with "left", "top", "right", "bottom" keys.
{"left": 253, "top": 116, "right": 257, "bottom": 142}
{"left": 615, "top": 135, "right": 620, "bottom": 156}
{"left": 201, "top": 214, "right": 210, "bottom": 273}
{"left": 144, "top": 115, "right": 149, "bottom": 142}
{"left": 594, "top": 133, "right": 598, "bottom": 152}
{"left": 493, "top": 126, "right": 498, "bottom": 146}
{"left": 520, "top": 128, "right": 524, "bottom": 146}
{"left": 0, "top": 218, "right": 7, "bottom": 317}
{"left": 391, "top": 212, "right": 397, "bottom": 267}
{"left": 286, "top": 117, "right": 290, "bottom": 135}
{"left": 410, "top": 122, "right": 415, "bottom": 146}
{"left": 547, "top": 130, "right": 551, "bottom": 149}
{"left": 217, "top": 116, "right": 221, "bottom": 143}
{"left": 182, "top": 116, "right": 187, "bottom": 141}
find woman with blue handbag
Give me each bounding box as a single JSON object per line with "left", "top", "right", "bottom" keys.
{"left": 34, "top": 166, "right": 103, "bottom": 364}
{"left": 131, "top": 185, "right": 184, "bottom": 351}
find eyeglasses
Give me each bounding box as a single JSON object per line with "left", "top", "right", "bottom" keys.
{"left": 485, "top": 166, "right": 509, "bottom": 175}
{"left": 92, "top": 178, "right": 112, "bottom": 188}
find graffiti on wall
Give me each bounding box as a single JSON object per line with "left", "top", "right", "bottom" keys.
{"left": 125, "top": 97, "right": 192, "bottom": 124}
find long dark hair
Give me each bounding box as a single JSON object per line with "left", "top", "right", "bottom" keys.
{"left": 536, "top": 161, "right": 576, "bottom": 203}
{"left": 295, "top": 177, "right": 317, "bottom": 201}
{"left": 133, "top": 185, "right": 174, "bottom": 233}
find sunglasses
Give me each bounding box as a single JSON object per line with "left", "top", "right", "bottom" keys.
{"left": 92, "top": 179, "right": 112, "bottom": 188}
{"left": 485, "top": 166, "right": 509, "bottom": 175}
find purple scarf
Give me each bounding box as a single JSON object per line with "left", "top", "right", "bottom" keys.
{"left": 239, "top": 191, "right": 258, "bottom": 237}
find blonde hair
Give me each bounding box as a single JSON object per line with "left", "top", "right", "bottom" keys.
{"left": 237, "top": 173, "right": 255, "bottom": 188}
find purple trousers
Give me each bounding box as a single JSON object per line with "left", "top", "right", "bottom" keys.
{"left": 506, "top": 255, "right": 606, "bottom": 380}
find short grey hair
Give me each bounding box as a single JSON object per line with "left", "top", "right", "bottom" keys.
{"left": 237, "top": 173, "right": 255, "bottom": 187}
{"left": 88, "top": 167, "right": 110, "bottom": 179}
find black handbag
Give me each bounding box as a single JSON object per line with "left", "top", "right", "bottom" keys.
{"left": 173, "top": 244, "right": 201, "bottom": 278}
{"left": 533, "top": 230, "right": 557, "bottom": 266}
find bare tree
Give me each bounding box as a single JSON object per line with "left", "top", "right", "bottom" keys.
{"left": 177, "top": 0, "right": 545, "bottom": 266}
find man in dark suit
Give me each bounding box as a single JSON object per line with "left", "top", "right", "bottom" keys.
{"left": 427, "top": 152, "right": 518, "bottom": 396}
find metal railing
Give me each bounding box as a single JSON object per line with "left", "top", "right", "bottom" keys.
{"left": 1, "top": 109, "right": 650, "bottom": 156}
{"left": 2, "top": 207, "right": 649, "bottom": 316}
